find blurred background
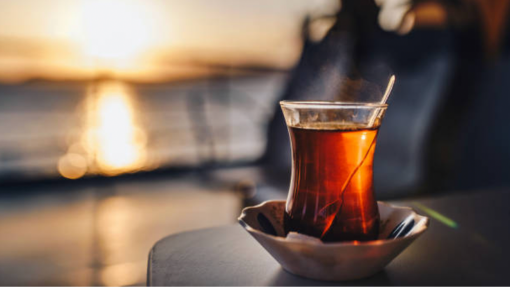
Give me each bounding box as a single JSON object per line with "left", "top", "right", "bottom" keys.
{"left": 1, "top": 0, "right": 509, "bottom": 285}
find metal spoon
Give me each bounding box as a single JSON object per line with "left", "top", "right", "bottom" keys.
{"left": 388, "top": 215, "right": 415, "bottom": 239}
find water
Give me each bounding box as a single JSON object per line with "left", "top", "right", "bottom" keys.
{"left": 0, "top": 73, "right": 285, "bottom": 182}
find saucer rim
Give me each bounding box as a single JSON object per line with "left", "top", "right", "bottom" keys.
{"left": 238, "top": 200, "right": 430, "bottom": 247}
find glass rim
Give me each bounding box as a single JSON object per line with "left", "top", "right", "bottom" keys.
{"left": 280, "top": 100, "right": 388, "bottom": 109}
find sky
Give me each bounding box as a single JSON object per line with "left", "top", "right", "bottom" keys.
{"left": 0, "top": 0, "right": 339, "bottom": 82}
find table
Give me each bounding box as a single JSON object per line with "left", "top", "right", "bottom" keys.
{"left": 148, "top": 189, "right": 510, "bottom": 285}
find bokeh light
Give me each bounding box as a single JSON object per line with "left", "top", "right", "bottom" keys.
{"left": 59, "top": 81, "right": 149, "bottom": 178}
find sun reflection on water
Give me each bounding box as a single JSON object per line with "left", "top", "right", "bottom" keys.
{"left": 59, "top": 81, "right": 152, "bottom": 179}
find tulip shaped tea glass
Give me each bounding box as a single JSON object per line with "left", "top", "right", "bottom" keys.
{"left": 281, "top": 101, "right": 388, "bottom": 242}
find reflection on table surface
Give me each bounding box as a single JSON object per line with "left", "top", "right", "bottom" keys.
{"left": 0, "top": 173, "right": 242, "bottom": 285}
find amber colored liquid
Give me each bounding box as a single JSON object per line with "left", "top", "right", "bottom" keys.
{"left": 284, "top": 125, "right": 380, "bottom": 242}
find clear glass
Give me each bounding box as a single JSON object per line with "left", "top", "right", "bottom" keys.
{"left": 281, "top": 100, "right": 388, "bottom": 242}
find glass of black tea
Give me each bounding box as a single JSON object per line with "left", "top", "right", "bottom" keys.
{"left": 281, "top": 101, "right": 388, "bottom": 242}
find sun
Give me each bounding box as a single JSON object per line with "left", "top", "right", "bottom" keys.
{"left": 79, "top": 0, "right": 155, "bottom": 66}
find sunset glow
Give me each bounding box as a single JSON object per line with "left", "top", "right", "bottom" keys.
{"left": 0, "top": 0, "right": 339, "bottom": 82}
{"left": 84, "top": 82, "right": 148, "bottom": 175}
{"left": 59, "top": 81, "right": 150, "bottom": 178}
{"left": 79, "top": 0, "right": 156, "bottom": 68}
